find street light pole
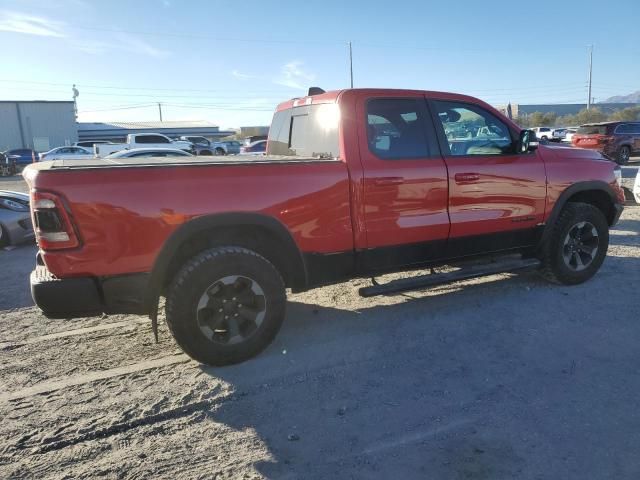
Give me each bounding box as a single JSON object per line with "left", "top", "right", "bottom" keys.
{"left": 587, "top": 45, "right": 593, "bottom": 110}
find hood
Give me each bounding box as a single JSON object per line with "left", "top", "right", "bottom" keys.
{"left": 539, "top": 144, "right": 611, "bottom": 163}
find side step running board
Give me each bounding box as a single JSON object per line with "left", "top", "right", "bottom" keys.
{"left": 358, "top": 258, "right": 541, "bottom": 298}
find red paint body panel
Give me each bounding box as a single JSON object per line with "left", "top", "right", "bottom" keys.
{"left": 24, "top": 89, "right": 624, "bottom": 284}
{"left": 352, "top": 91, "right": 450, "bottom": 247}
{"left": 26, "top": 162, "right": 352, "bottom": 278}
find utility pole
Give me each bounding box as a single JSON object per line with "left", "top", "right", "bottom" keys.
{"left": 348, "top": 41, "right": 353, "bottom": 88}
{"left": 587, "top": 45, "right": 593, "bottom": 110}
{"left": 158, "top": 102, "right": 163, "bottom": 122}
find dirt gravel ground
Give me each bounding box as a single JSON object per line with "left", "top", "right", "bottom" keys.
{"left": 1, "top": 172, "right": 640, "bottom": 479}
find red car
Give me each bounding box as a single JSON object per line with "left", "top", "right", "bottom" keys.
{"left": 572, "top": 121, "right": 640, "bottom": 165}
{"left": 25, "top": 88, "right": 624, "bottom": 365}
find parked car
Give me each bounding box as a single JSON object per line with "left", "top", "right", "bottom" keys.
{"left": 104, "top": 148, "right": 194, "bottom": 159}
{"left": 212, "top": 141, "right": 242, "bottom": 156}
{"left": 74, "top": 140, "right": 115, "bottom": 149}
{"left": 243, "top": 135, "right": 268, "bottom": 145}
{"left": 40, "top": 146, "right": 93, "bottom": 161}
{"left": 562, "top": 128, "right": 578, "bottom": 143}
{"left": 178, "top": 137, "right": 242, "bottom": 156}
{"left": 25, "top": 87, "right": 624, "bottom": 366}
{"left": 239, "top": 140, "right": 266, "bottom": 155}
{"left": 0, "top": 190, "right": 33, "bottom": 247}
{"left": 572, "top": 122, "right": 640, "bottom": 165}
{"left": 178, "top": 136, "right": 214, "bottom": 156}
{"left": 4, "top": 148, "right": 37, "bottom": 165}
{"left": 532, "top": 127, "right": 564, "bottom": 142}
{"left": 94, "top": 134, "right": 194, "bottom": 157}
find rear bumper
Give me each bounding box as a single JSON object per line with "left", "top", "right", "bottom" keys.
{"left": 31, "top": 263, "right": 149, "bottom": 319}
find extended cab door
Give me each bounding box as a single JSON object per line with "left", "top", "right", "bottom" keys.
{"left": 357, "top": 94, "right": 450, "bottom": 271}
{"left": 428, "top": 98, "right": 547, "bottom": 256}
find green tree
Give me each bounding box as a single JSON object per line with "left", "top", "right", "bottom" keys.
{"left": 573, "top": 107, "right": 607, "bottom": 125}
{"left": 609, "top": 106, "right": 640, "bottom": 122}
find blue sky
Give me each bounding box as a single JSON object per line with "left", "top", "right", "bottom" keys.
{"left": 0, "top": 0, "right": 638, "bottom": 128}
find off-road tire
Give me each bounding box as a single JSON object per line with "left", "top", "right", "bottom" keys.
{"left": 165, "top": 246, "right": 286, "bottom": 365}
{"left": 539, "top": 202, "right": 609, "bottom": 285}
{"left": 617, "top": 145, "right": 631, "bottom": 165}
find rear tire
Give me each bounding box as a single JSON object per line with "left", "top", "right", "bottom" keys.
{"left": 539, "top": 202, "right": 609, "bottom": 285}
{"left": 617, "top": 145, "right": 630, "bottom": 165}
{"left": 165, "top": 246, "right": 286, "bottom": 366}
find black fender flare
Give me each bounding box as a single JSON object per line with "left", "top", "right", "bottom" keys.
{"left": 145, "top": 212, "right": 307, "bottom": 338}
{"left": 540, "top": 180, "right": 618, "bottom": 246}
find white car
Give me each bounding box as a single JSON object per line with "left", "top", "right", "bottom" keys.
{"left": 562, "top": 127, "right": 579, "bottom": 143}
{"left": 39, "top": 146, "right": 93, "bottom": 161}
{"left": 634, "top": 168, "right": 640, "bottom": 203}
{"left": 94, "top": 133, "right": 194, "bottom": 157}
{"left": 104, "top": 148, "right": 194, "bottom": 159}
{"left": 532, "top": 127, "right": 565, "bottom": 142}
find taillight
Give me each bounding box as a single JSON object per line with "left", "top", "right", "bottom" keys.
{"left": 31, "top": 190, "right": 80, "bottom": 250}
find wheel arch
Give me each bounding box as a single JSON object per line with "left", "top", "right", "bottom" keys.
{"left": 541, "top": 181, "right": 619, "bottom": 246}
{"left": 145, "top": 212, "right": 307, "bottom": 320}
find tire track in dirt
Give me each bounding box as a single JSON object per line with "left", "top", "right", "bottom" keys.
{"left": 1, "top": 354, "right": 190, "bottom": 402}
{"left": 0, "top": 318, "right": 148, "bottom": 350}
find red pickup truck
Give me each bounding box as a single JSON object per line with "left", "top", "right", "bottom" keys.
{"left": 25, "top": 88, "right": 625, "bottom": 365}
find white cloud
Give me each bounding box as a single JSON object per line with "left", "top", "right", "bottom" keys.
{"left": 274, "top": 61, "right": 315, "bottom": 89}
{"left": 0, "top": 10, "right": 66, "bottom": 37}
{"left": 115, "top": 33, "right": 169, "bottom": 58}
{"left": 231, "top": 69, "right": 254, "bottom": 80}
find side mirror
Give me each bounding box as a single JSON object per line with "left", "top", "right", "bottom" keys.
{"left": 518, "top": 129, "right": 538, "bottom": 153}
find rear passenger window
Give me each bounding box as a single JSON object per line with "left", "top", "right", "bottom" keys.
{"left": 366, "top": 98, "right": 430, "bottom": 159}
{"left": 616, "top": 124, "right": 639, "bottom": 134}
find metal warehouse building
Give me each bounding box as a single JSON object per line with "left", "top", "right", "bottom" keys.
{"left": 0, "top": 101, "right": 77, "bottom": 152}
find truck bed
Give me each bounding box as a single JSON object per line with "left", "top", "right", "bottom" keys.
{"left": 23, "top": 154, "right": 353, "bottom": 279}
{"left": 29, "top": 155, "right": 333, "bottom": 170}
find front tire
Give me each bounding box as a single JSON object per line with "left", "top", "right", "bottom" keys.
{"left": 215, "top": 148, "right": 226, "bottom": 156}
{"left": 165, "top": 247, "right": 286, "bottom": 365}
{"left": 539, "top": 202, "right": 609, "bottom": 285}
